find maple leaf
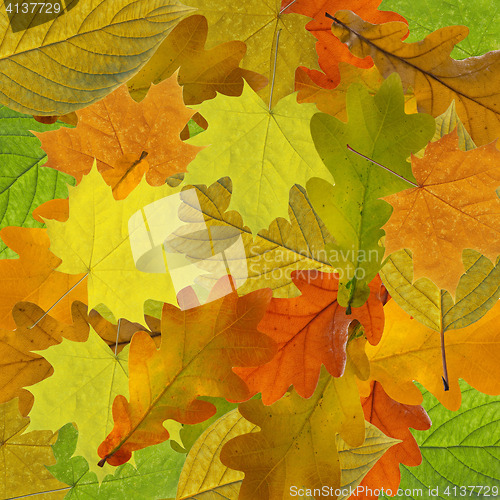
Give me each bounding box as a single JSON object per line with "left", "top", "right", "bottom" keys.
{"left": 98, "top": 288, "right": 275, "bottom": 466}
{"left": 128, "top": 15, "right": 268, "bottom": 105}
{"left": 330, "top": 10, "right": 500, "bottom": 146}
{"left": 183, "top": 83, "right": 333, "bottom": 232}
{"left": 219, "top": 365, "right": 397, "bottom": 500}
{"left": 165, "top": 178, "right": 336, "bottom": 298}
{"left": 0, "top": 226, "right": 87, "bottom": 330}
{"left": 366, "top": 299, "right": 500, "bottom": 411}
{"left": 44, "top": 165, "right": 184, "bottom": 324}
{"left": 35, "top": 75, "right": 201, "bottom": 200}
{"left": 234, "top": 271, "right": 385, "bottom": 405}
{"left": 352, "top": 381, "right": 431, "bottom": 498}
{"left": 0, "top": 106, "right": 75, "bottom": 259}
{"left": 382, "top": 130, "right": 500, "bottom": 294}
{"left": 0, "top": 0, "right": 194, "bottom": 115}
{"left": 177, "top": 0, "right": 321, "bottom": 106}
{"left": 280, "top": 0, "right": 406, "bottom": 88}
{"left": 306, "top": 73, "right": 435, "bottom": 307}
{"left": 0, "top": 399, "right": 65, "bottom": 499}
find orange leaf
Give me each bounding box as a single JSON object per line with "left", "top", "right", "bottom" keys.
{"left": 366, "top": 299, "right": 500, "bottom": 411}
{"left": 127, "top": 15, "right": 268, "bottom": 105}
{"left": 350, "top": 381, "right": 431, "bottom": 499}
{"left": 382, "top": 131, "right": 500, "bottom": 294}
{"left": 98, "top": 287, "right": 275, "bottom": 466}
{"left": 34, "top": 74, "right": 201, "bottom": 199}
{"left": 281, "top": 0, "right": 406, "bottom": 88}
{"left": 330, "top": 10, "right": 500, "bottom": 146}
{"left": 32, "top": 198, "right": 69, "bottom": 223}
{"left": 234, "top": 271, "right": 385, "bottom": 404}
{"left": 0, "top": 227, "right": 87, "bottom": 330}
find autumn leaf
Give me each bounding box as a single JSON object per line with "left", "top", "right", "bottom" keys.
{"left": 330, "top": 10, "right": 500, "bottom": 146}
{"left": 382, "top": 130, "right": 500, "bottom": 294}
{"left": 0, "top": 398, "right": 67, "bottom": 499}
{"left": 177, "top": 0, "right": 321, "bottom": 106}
{"left": 351, "top": 381, "right": 431, "bottom": 499}
{"left": 44, "top": 165, "right": 184, "bottom": 324}
{"left": 234, "top": 271, "right": 385, "bottom": 405}
{"left": 0, "top": 106, "right": 75, "bottom": 259}
{"left": 35, "top": 75, "right": 201, "bottom": 199}
{"left": 0, "top": 226, "right": 87, "bottom": 330}
{"left": 128, "top": 15, "right": 268, "bottom": 105}
{"left": 98, "top": 288, "right": 275, "bottom": 466}
{"left": 280, "top": 0, "right": 406, "bottom": 88}
{"left": 306, "top": 73, "right": 434, "bottom": 307}
{"left": 366, "top": 299, "right": 500, "bottom": 411}
{"left": 0, "top": 0, "right": 194, "bottom": 115}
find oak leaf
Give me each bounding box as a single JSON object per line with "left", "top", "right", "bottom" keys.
{"left": 382, "top": 130, "right": 500, "bottom": 294}
{"left": 365, "top": 299, "right": 500, "bottom": 411}
{"left": 234, "top": 271, "right": 385, "bottom": 405}
{"left": 35, "top": 75, "right": 201, "bottom": 200}
{"left": 281, "top": 0, "right": 406, "bottom": 88}
{"left": 0, "top": 0, "right": 193, "bottom": 115}
{"left": 183, "top": 83, "right": 333, "bottom": 232}
{"left": 330, "top": 10, "right": 500, "bottom": 146}
{"left": 0, "top": 227, "right": 87, "bottom": 330}
{"left": 128, "top": 15, "right": 268, "bottom": 105}
{"left": 352, "top": 381, "right": 431, "bottom": 499}
{"left": 98, "top": 287, "right": 275, "bottom": 466}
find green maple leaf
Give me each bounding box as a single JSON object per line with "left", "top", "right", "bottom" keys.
{"left": 0, "top": 106, "right": 74, "bottom": 259}
{"left": 184, "top": 83, "right": 333, "bottom": 233}
{"left": 45, "top": 165, "right": 180, "bottom": 324}
{"left": 306, "top": 73, "right": 435, "bottom": 308}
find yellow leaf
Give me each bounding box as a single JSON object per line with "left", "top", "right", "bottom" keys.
{"left": 0, "top": 0, "right": 194, "bottom": 115}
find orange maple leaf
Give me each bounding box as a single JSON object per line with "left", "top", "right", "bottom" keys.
{"left": 234, "top": 271, "right": 385, "bottom": 405}
{"left": 350, "top": 381, "right": 431, "bottom": 499}
{"left": 382, "top": 130, "right": 500, "bottom": 294}
{"left": 98, "top": 286, "right": 275, "bottom": 466}
{"left": 0, "top": 227, "right": 87, "bottom": 330}
{"left": 281, "top": 0, "right": 406, "bottom": 88}
{"left": 34, "top": 74, "right": 202, "bottom": 199}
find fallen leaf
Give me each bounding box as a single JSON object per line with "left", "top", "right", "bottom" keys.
{"left": 98, "top": 288, "right": 275, "bottom": 466}
{"left": 184, "top": 83, "right": 333, "bottom": 232}
{"left": 306, "top": 73, "right": 434, "bottom": 307}
{"left": 281, "top": 0, "right": 406, "bottom": 88}
{"left": 366, "top": 299, "right": 500, "bottom": 411}
{"left": 0, "top": 227, "right": 87, "bottom": 330}
{"left": 352, "top": 381, "right": 431, "bottom": 498}
{"left": 330, "top": 10, "right": 500, "bottom": 146}
{"left": 176, "top": 0, "right": 321, "bottom": 106}
{"left": 0, "top": 398, "right": 66, "bottom": 499}
{"left": 0, "top": 0, "right": 193, "bottom": 115}
{"left": 128, "top": 15, "right": 268, "bottom": 104}
{"left": 35, "top": 75, "right": 202, "bottom": 199}
{"left": 382, "top": 130, "right": 500, "bottom": 294}
{"left": 234, "top": 271, "right": 385, "bottom": 405}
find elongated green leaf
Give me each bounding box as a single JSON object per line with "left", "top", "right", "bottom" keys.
{"left": 0, "top": 0, "right": 193, "bottom": 115}
{"left": 0, "top": 106, "right": 74, "bottom": 259}
{"left": 380, "top": 381, "right": 500, "bottom": 499}
{"left": 380, "top": 0, "right": 500, "bottom": 58}
{"left": 307, "top": 73, "right": 435, "bottom": 308}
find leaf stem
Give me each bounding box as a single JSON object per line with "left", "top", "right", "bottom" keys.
{"left": 346, "top": 145, "right": 419, "bottom": 188}
{"left": 269, "top": 29, "right": 282, "bottom": 110}
{"left": 440, "top": 329, "right": 450, "bottom": 391}
{"left": 279, "top": 0, "right": 298, "bottom": 14}
{"left": 27, "top": 273, "right": 89, "bottom": 329}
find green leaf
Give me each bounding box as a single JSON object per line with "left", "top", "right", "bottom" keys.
{"left": 0, "top": 0, "right": 194, "bottom": 115}
{"left": 0, "top": 106, "right": 75, "bottom": 259}
{"left": 306, "top": 73, "right": 435, "bottom": 308}
{"left": 380, "top": 0, "right": 500, "bottom": 59}
{"left": 184, "top": 83, "right": 333, "bottom": 233}
{"left": 380, "top": 381, "right": 500, "bottom": 499}
{"left": 48, "top": 423, "right": 186, "bottom": 499}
